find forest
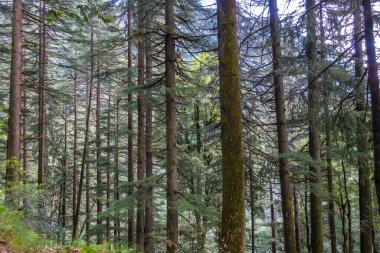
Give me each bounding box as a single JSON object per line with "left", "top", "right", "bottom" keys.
{"left": 0, "top": 0, "right": 380, "bottom": 252}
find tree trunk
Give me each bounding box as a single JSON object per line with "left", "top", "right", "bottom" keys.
{"left": 22, "top": 88, "right": 27, "bottom": 205}
{"left": 354, "top": 2, "right": 373, "bottom": 252}
{"left": 106, "top": 84, "right": 111, "bottom": 242}
{"left": 114, "top": 95, "right": 120, "bottom": 245}
{"left": 72, "top": 70, "right": 78, "bottom": 238}
{"left": 6, "top": 0, "right": 23, "bottom": 204}
{"left": 249, "top": 169, "right": 255, "bottom": 253}
{"left": 38, "top": 0, "right": 47, "bottom": 204}
{"left": 305, "top": 1, "right": 323, "bottom": 252}
{"left": 165, "top": 0, "right": 179, "bottom": 252}
{"left": 96, "top": 61, "right": 102, "bottom": 245}
{"left": 292, "top": 188, "right": 300, "bottom": 253}
{"left": 145, "top": 27, "right": 154, "bottom": 253}
{"left": 136, "top": 0, "right": 146, "bottom": 248}
{"left": 304, "top": 186, "right": 311, "bottom": 253}
{"left": 269, "top": 1, "right": 296, "bottom": 252}
{"left": 73, "top": 28, "right": 94, "bottom": 240}
{"left": 217, "top": 0, "right": 246, "bottom": 252}
{"left": 62, "top": 108, "right": 67, "bottom": 242}
{"left": 85, "top": 160, "right": 90, "bottom": 245}
{"left": 342, "top": 160, "right": 353, "bottom": 253}
{"left": 270, "top": 181, "right": 276, "bottom": 253}
{"left": 127, "top": 0, "right": 135, "bottom": 245}
{"left": 362, "top": 0, "right": 380, "bottom": 215}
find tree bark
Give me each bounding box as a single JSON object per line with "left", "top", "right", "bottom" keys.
{"left": 136, "top": 0, "right": 146, "bottom": 248}
{"left": 362, "top": 0, "right": 380, "bottom": 214}
{"left": 6, "top": 0, "right": 23, "bottom": 204}
{"left": 354, "top": 1, "right": 373, "bottom": 252}
{"left": 96, "top": 61, "right": 102, "bottom": 245}
{"left": 72, "top": 70, "right": 78, "bottom": 239}
{"left": 106, "top": 84, "right": 111, "bottom": 242}
{"left": 127, "top": 0, "right": 135, "bottom": 245}
{"left": 145, "top": 25, "right": 154, "bottom": 253}
{"left": 114, "top": 95, "right": 121, "bottom": 245}
{"left": 292, "top": 188, "right": 300, "bottom": 253}
{"left": 217, "top": 0, "right": 246, "bottom": 252}
{"left": 165, "top": 0, "right": 179, "bottom": 252}
{"left": 305, "top": 1, "right": 323, "bottom": 252}
{"left": 38, "top": 0, "right": 47, "bottom": 203}
{"left": 270, "top": 181, "right": 276, "bottom": 253}
{"left": 249, "top": 169, "right": 255, "bottom": 253}
{"left": 62, "top": 108, "right": 67, "bottom": 242}
{"left": 269, "top": 1, "right": 296, "bottom": 252}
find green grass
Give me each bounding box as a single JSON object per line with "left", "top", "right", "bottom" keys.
{"left": 0, "top": 204, "right": 45, "bottom": 252}
{"left": 0, "top": 204, "right": 137, "bottom": 252}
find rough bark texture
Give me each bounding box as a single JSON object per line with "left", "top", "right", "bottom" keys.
{"left": 269, "top": 1, "right": 296, "bottom": 252}
{"left": 38, "top": 0, "right": 46, "bottom": 198}
{"left": 165, "top": 0, "right": 179, "bottom": 252}
{"left": 354, "top": 1, "right": 373, "bottom": 252}
{"left": 145, "top": 28, "right": 154, "bottom": 253}
{"left": 6, "top": 0, "right": 23, "bottom": 203}
{"left": 305, "top": 1, "right": 323, "bottom": 252}
{"left": 127, "top": 0, "right": 135, "bottom": 245}
{"left": 217, "top": 0, "right": 246, "bottom": 252}
{"left": 136, "top": 0, "right": 146, "bottom": 248}
{"left": 362, "top": 0, "right": 380, "bottom": 215}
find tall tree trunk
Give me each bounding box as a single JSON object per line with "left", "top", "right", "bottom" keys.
{"left": 22, "top": 88, "right": 27, "bottom": 205}
{"left": 38, "top": 0, "right": 46, "bottom": 206}
{"left": 249, "top": 169, "right": 255, "bottom": 253}
{"left": 127, "top": 0, "right": 135, "bottom": 245}
{"left": 304, "top": 186, "right": 311, "bottom": 253}
{"left": 165, "top": 0, "right": 179, "bottom": 252}
{"left": 62, "top": 108, "right": 67, "bottom": 242}
{"left": 85, "top": 71, "right": 91, "bottom": 245}
{"left": 136, "top": 0, "right": 146, "bottom": 248}
{"left": 106, "top": 84, "right": 111, "bottom": 242}
{"left": 85, "top": 160, "right": 90, "bottom": 245}
{"left": 145, "top": 26, "right": 154, "bottom": 253}
{"left": 6, "top": 0, "right": 23, "bottom": 204}
{"left": 96, "top": 61, "right": 102, "bottom": 245}
{"left": 72, "top": 70, "right": 78, "bottom": 239}
{"left": 269, "top": 1, "right": 296, "bottom": 252}
{"left": 338, "top": 180, "right": 348, "bottom": 253}
{"left": 342, "top": 160, "right": 353, "bottom": 253}
{"left": 305, "top": 1, "right": 323, "bottom": 252}
{"left": 73, "top": 28, "right": 94, "bottom": 240}
{"left": 114, "top": 96, "right": 120, "bottom": 245}
{"left": 293, "top": 188, "right": 300, "bottom": 253}
{"left": 362, "top": 0, "right": 380, "bottom": 215}
{"left": 194, "top": 101, "right": 206, "bottom": 253}
{"left": 354, "top": 0, "right": 373, "bottom": 250}
{"left": 217, "top": 0, "right": 245, "bottom": 252}
{"left": 270, "top": 181, "right": 276, "bottom": 253}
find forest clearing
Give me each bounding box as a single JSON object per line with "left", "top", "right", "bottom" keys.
{"left": 0, "top": 0, "right": 380, "bottom": 252}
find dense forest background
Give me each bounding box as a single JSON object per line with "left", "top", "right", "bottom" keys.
{"left": 1, "top": 0, "right": 380, "bottom": 252}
